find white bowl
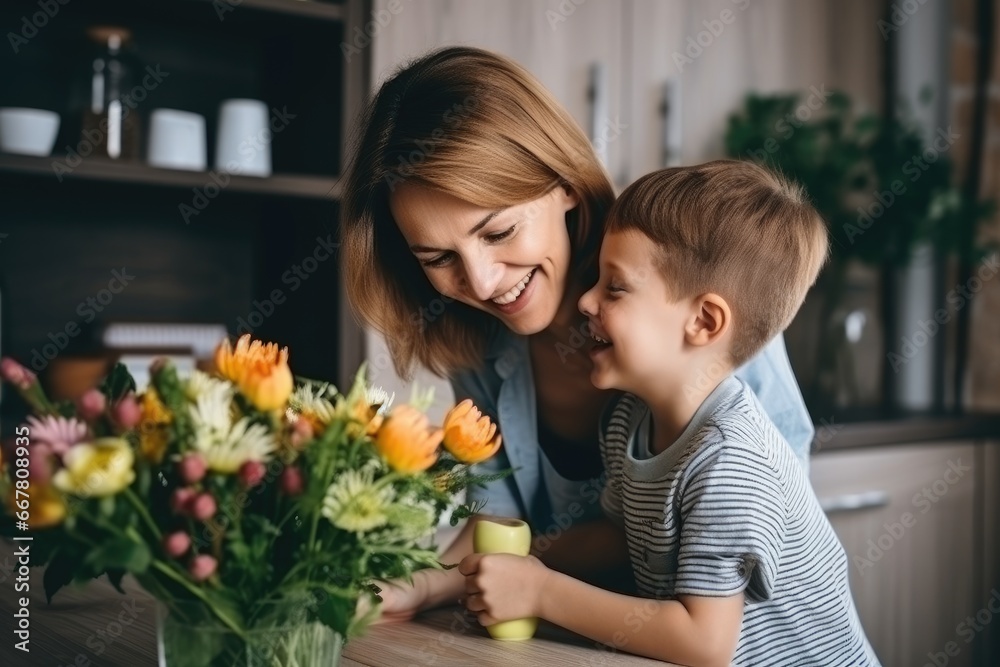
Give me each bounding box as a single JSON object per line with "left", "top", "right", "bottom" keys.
{"left": 147, "top": 108, "right": 207, "bottom": 171}
{"left": 0, "top": 107, "right": 60, "bottom": 156}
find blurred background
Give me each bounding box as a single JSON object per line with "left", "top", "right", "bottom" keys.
{"left": 0, "top": 0, "right": 998, "bottom": 665}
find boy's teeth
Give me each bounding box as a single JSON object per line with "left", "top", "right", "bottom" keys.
{"left": 492, "top": 270, "right": 534, "bottom": 305}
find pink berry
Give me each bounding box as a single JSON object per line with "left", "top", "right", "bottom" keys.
{"left": 77, "top": 389, "right": 107, "bottom": 421}
{"left": 280, "top": 467, "right": 304, "bottom": 496}
{"left": 238, "top": 461, "right": 267, "bottom": 488}
{"left": 289, "top": 419, "right": 314, "bottom": 448}
{"left": 170, "top": 487, "right": 197, "bottom": 514}
{"left": 162, "top": 532, "right": 191, "bottom": 559}
{"left": 189, "top": 493, "right": 217, "bottom": 522}
{"left": 177, "top": 454, "right": 207, "bottom": 485}
{"left": 112, "top": 393, "right": 142, "bottom": 429}
{"left": 0, "top": 358, "right": 37, "bottom": 391}
{"left": 188, "top": 555, "right": 217, "bottom": 582}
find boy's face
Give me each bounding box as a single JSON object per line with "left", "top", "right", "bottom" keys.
{"left": 578, "top": 230, "right": 693, "bottom": 397}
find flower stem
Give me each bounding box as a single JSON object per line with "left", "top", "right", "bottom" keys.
{"left": 124, "top": 488, "right": 162, "bottom": 540}
{"left": 151, "top": 560, "right": 247, "bottom": 640}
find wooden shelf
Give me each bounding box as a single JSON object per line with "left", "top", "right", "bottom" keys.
{"left": 0, "top": 154, "right": 342, "bottom": 200}
{"left": 189, "top": 0, "right": 346, "bottom": 22}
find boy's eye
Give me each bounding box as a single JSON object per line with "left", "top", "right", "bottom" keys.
{"left": 484, "top": 225, "right": 516, "bottom": 243}
{"left": 422, "top": 252, "right": 454, "bottom": 268}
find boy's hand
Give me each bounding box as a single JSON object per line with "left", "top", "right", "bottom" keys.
{"left": 458, "top": 553, "right": 551, "bottom": 626}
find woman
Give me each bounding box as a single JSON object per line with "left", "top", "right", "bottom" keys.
{"left": 341, "top": 46, "right": 814, "bottom": 618}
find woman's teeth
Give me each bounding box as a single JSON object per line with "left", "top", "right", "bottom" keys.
{"left": 492, "top": 270, "right": 534, "bottom": 305}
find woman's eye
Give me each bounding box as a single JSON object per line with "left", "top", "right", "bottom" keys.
{"left": 423, "top": 253, "right": 454, "bottom": 268}
{"left": 607, "top": 283, "right": 625, "bottom": 294}
{"left": 485, "top": 225, "right": 516, "bottom": 243}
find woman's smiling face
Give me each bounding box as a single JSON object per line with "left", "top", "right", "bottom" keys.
{"left": 390, "top": 182, "right": 580, "bottom": 335}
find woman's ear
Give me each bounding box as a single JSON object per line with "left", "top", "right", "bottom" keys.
{"left": 559, "top": 183, "right": 581, "bottom": 211}
{"left": 684, "top": 293, "right": 731, "bottom": 347}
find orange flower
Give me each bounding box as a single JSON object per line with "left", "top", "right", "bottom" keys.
{"left": 7, "top": 483, "right": 66, "bottom": 529}
{"left": 373, "top": 406, "right": 442, "bottom": 474}
{"left": 139, "top": 387, "right": 172, "bottom": 463}
{"left": 215, "top": 334, "right": 293, "bottom": 411}
{"left": 442, "top": 399, "right": 502, "bottom": 464}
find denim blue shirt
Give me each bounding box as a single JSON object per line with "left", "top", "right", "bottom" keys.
{"left": 451, "top": 329, "right": 813, "bottom": 533}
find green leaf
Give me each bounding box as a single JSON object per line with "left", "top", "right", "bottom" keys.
{"left": 85, "top": 537, "right": 152, "bottom": 574}
{"left": 100, "top": 363, "right": 138, "bottom": 402}
{"left": 316, "top": 594, "right": 354, "bottom": 637}
{"left": 107, "top": 568, "right": 127, "bottom": 594}
{"left": 43, "top": 549, "right": 78, "bottom": 603}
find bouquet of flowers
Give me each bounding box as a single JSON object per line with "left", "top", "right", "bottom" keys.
{"left": 0, "top": 335, "right": 505, "bottom": 666}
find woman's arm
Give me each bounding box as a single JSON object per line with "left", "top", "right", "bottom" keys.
{"left": 460, "top": 553, "right": 742, "bottom": 666}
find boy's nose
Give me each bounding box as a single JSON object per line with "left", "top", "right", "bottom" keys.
{"left": 578, "top": 286, "right": 597, "bottom": 316}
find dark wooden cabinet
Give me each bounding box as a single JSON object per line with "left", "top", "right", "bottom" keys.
{"left": 0, "top": 0, "right": 368, "bottom": 409}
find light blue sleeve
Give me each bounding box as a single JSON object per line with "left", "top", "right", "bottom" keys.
{"left": 449, "top": 369, "right": 524, "bottom": 520}
{"left": 733, "top": 334, "right": 814, "bottom": 471}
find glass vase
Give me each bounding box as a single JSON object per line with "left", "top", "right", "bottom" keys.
{"left": 157, "top": 598, "right": 343, "bottom": 667}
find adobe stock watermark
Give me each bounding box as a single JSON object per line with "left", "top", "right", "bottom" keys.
{"left": 842, "top": 126, "right": 960, "bottom": 245}
{"left": 878, "top": 0, "right": 931, "bottom": 41}
{"left": 853, "top": 458, "right": 971, "bottom": 576}
{"left": 27, "top": 268, "right": 136, "bottom": 373}
{"left": 545, "top": 0, "right": 589, "bottom": 31}
{"left": 672, "top": 0, "right": 752, "bottom": 73}
{"left": 341, "top": 0, "right": 412, "bottom": 61}
{"left": 922, "top": 588, "right": 1000, "bottom": 667}
{"left": 745, "top": 85, "right": 832, "bottom": 163}
{"left": 235, "top": 235, "right": 339, "bottom": 335}
{"left": 51, "top": 65, "right": 171, "bottom": 181}
{"left": 888, "top": 252, "right": 999, "bottom": 372}
{"left": 179, "top": 106, "right": 297, "bottom": 224}
{"left": 7, "top": 0, "right": 70, "bottom": 54}
{"left": 385, "top": 96, "right": 480, "bottom": 192}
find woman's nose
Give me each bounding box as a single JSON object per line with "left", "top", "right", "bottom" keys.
{"left": 463, "top": 260, "right": 505, "bottom": 302}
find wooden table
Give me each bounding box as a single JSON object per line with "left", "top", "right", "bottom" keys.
{"left": 0, "top": 542, "right": 675, "bottom": 666}
{"left": 342, "top": 608, "right": 671, "bottom": 666}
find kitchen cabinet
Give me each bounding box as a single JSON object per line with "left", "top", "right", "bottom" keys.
{"left": 0, "top": 0, "right": 369, "bottom": 390}
{"left": 810, "top": 442, "right": 978, "bottom": 667}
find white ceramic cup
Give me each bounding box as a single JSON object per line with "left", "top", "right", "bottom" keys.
{"left": 214, "top": 98, "right": 271, "bottom": 177}
{"left": 0, "top": 107, "right": 60, "bottom": 156}
{"left": 147, "top": 109, "right": 207, "bottom": 171}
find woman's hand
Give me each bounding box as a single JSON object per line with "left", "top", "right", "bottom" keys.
{"left": 374, "top": 577, "right": 428, "bottom": 623}
{"left": 458, "top": 553, "right": 552, "bottom": 626}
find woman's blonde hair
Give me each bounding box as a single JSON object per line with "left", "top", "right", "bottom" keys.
{"left": 342, "top": 47, "right": 615, "bottom": 378}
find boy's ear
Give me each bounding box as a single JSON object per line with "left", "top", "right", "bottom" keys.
{"left": 684, "top": 293, "right": 731, "bottom": 347}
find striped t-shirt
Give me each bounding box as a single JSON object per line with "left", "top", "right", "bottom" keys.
{"left": 600, "top": 376, "right": 880, "bottom": 667}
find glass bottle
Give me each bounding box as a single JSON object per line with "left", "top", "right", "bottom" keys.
{"left": 81, "top": 26, "right": 140, "bottom": 160}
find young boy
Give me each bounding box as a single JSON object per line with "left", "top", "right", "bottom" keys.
{"left": 458, "top": 161, "right": 880, "bottom": 666}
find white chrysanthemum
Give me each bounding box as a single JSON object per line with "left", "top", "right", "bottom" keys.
{"left": 185, "top": 370, "right": 235, "bottom": 404}
{"left": 322, "top": 468, "right": 395, "bottom": 534}
{"left": 382, "top": 497, "right": 437, "bottom": 542}
{"left": 366, "top": 386, "right": 395, "bottom": 415}
{"left": 289, "top": 383, "right": 338, "bottom": 424}
{"left": 189, "top": 394, "right": 276, "bottom": 473}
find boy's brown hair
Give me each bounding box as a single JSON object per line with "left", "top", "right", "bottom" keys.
{"left": 607, "top": 160, "right": 829, "bottom": 366}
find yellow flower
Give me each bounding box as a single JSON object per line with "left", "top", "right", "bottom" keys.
{"left": 139, "top": 387, "right": 172, "bottom": 463}
{"left": 442, "top": 399, "right": 502, "bottom": 464}
{"left": 53, "top": 438, "right": 135, "bottom": 498}
{"left": 373, "top": 406, "right": 441, "bottom": 474}
{"left": 214, "top": 334, "right": 294, "bottom": 411}
{"left": 7, "top": 483, "right": 66, "bottom": 529}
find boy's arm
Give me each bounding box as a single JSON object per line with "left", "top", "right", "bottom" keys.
{"left": 459, "top": 553, "right": 742, "bottom": 666}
